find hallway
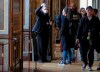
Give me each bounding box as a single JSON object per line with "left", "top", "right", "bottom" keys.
{"left": 1, "top": 0, "right": 100, "bottom": 71}
{"left": 23, "top": 61, "right": 100, "bottom": 72}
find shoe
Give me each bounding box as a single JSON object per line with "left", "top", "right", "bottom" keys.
{"left": 97, "top": 67, "right": 100, "bottom": 70}
{"left": 72, "top": 59, "right": 75, "bottom": 63}
{"left": 43, "top": 59, "right": 51, "bottom": 62}
{"left": 97, "top": 64, "right": 100, "bottom": 70}
{"left": 88, "top": 67, "right": 93, "bottom": 71}
{"left": 66, "top": 61, "right": 71, "bottom": 64}
{"left": 58, "top": 61, "right": 66, "bottom": 66}
{"left": 81, "top": 64, "right": 87, "bottom": 70}
{"left": 38, "top": 60, "right": 44, "bottom": 63}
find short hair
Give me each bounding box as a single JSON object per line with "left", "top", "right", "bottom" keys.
{"left": 86, "top": 6, "right": 93, "bottom": 10}
{"left": 93, "top": 8, "right": 98, "bottom": 14}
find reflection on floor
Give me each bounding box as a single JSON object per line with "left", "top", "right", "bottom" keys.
{"left": 23, "top": 60, "right": 100, "bottom": 72}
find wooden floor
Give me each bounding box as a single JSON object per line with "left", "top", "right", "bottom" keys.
{"left": 23, "top": 60, "right": 100, "bottom": 72}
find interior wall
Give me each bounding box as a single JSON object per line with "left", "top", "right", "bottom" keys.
{"left": 92, "top": 0, "right": 100, "bottom": 19}
{"left": 0, "top": 0, "right": 9, "bottom": 34}
{"left": 98, "top": 0, "right": 100, "bottom": 19}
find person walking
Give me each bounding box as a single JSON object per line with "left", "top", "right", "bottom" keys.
{"left": 76, "top": 6, "right": 100, "bottom": 71}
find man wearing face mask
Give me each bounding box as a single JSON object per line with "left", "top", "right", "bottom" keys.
{"left": 32, "top": 3, "right": 51, "bottom": 63}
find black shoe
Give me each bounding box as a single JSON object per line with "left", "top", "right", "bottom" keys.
{"left": 44, "top": 59, "right": 51, "bottom": 62}
{"left": 72, "top": 59, "right": 75, "bottom": 63}
{"left": 97, "top": 65, "right": 100, "bottom": 70}
{"left": 97, "top": 67, "right": 100, "bottom": 70}
{"left": 38, "top": 60, "right": 44, "bottom": 63}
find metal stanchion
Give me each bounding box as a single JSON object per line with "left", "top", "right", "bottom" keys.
{"left": 28, "top": 33, "right": 30, "bottom": 72}
{"left": 31, "top": 38, "right": 37, "bottom": 71}
{"left": 0, "top": 42, "right": 8, "bottom": 72}
{"left": 2, "top": 44, "right": 4, "bottom": 72}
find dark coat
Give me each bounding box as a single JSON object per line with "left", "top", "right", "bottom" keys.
{"left": 60, "top": 15, "right": 70, "bottom": 51}
{"left": 60, "top": 15, "right": 69, "bottom": 36}
{"left": 32, "top": 6, "right": 50, "bottom": 34}
{"left": 67, "top": 8, "right": 80, "bottom": 36}
{"left": 77, "top": 16, "right": 100, "bottom": 52}
{"left": 66, "top": 8, "right": 80, "bottom": 48}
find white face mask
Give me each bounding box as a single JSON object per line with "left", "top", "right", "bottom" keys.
{"left": 43, "top": 10, "right": 48, "bottom": 14}
{"left": 41, "top": 7, "right": 48, "bottom": 14}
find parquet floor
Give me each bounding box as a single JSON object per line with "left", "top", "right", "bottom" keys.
{"left": 23, "top": 60, "right": 100, "bottom": 72}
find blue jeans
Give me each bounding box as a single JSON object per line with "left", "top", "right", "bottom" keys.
{"left": 61, "top": 35, "right": 71, "bottom": 63}
{"left": 62, "top": 50, "right": 71, "bottom": 63}
{"left": 70, "top": 48, "right": 75, "bottom": 60}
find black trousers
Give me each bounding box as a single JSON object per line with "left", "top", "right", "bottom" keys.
{"left": 31, "top": 32, "right": 38, "bottom": 61}
{"left": 80, "top": 39, "right": 94, "bottom": 67}
{"left": 36, "top": 33, "right": 49, "bottom": 61}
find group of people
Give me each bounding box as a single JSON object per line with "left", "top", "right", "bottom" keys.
{"left": 32, "top": 2, "right": 100, "bottom": 71}
{"left": 57, "top": 3, "right": 100, "bottom": 71}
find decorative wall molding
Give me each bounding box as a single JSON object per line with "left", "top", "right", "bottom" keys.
{"left": 0, "top": 0, "right": 8, "bottom": 34}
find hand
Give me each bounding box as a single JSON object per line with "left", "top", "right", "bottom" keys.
{"left": 50, "top": 21, "right": 52, "bottom": 25}
{"left": 88, "top": 32, "right": 91, "bottom": 35}
{"left": 41, "top": 3, "right": 46, "bottom": 7}
{"left": 76, "top": 39, "right": 79, "bottom": 44}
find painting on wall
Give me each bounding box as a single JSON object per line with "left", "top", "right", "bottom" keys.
{"left": 0, "top": 0, "right": 4, "bottom": 30}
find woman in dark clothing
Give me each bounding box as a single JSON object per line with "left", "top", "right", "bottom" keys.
{"left": 58, "top": 8, "right": 71, "bottom": 66}
{"left": 78, "top": 7, "right": 86, "bottom": 18}
{"left": 32, "top": 3, "right": 50, "bottom": 63}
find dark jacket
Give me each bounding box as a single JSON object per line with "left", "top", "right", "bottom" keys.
{"left": 77, "top": 16, "right": 100, "bottom": 39}
{"left": 67, "top": 8, "right": 80, "bottom": 34}
{"left": 64, "top": 8, "right": 80, "bottom": 48}
{"left": 32, "top": 6, "right": 50, "bottom": 34}
{"left": 77, "top": 16, "right": 100, "bottom": 51}
{"left": 60, "top": 15, "right": 70, "bottom": 50}
{"left": 60, "top": 15, "right": 69, "bottom": 36}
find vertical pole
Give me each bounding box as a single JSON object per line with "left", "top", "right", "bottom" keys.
{"left": 28, "top": 0, "right": 30, "bottom": 71}
{"left": 2, "top": 44, "right": 4, "bottom": 72}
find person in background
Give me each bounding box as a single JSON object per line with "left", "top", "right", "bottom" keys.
{"left": 76, "top": 6, "right": 100, "bottom": 71}
{"left": 32, "top": 3, "right": 51, "bottom": 63}
{"left": 58, "top": 7, "right": 71, "bottom": 66}
{"left": 76, "top": 7, "right": 86, "bottom": 59}
{"left": 93, "top": 8, "right": 100, "bottom": 70}
{"left": 65, "top": 3, "right": 80, "bottom": 62}
{"left": 93, "top": 8, "right": 98, "bottom": 17}
{"left": 78, "top": 7, "right": 86, "bottom": 18}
